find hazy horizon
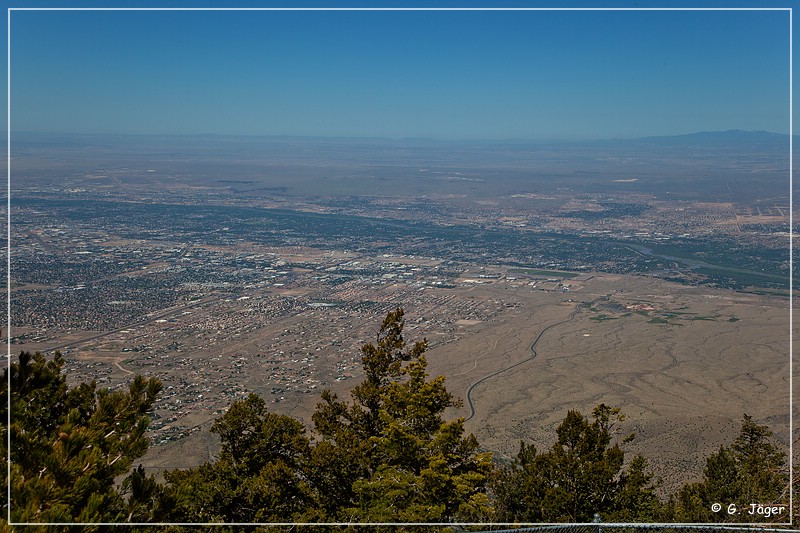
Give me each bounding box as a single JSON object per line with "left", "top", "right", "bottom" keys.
{"left": 8, "top": 6, "right": 793, "bottom": 140}
{"left": 7, "top": 127, "right": 794, "bottom": 145}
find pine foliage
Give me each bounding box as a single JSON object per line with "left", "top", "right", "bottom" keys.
{"left": 2, "top": 350, "right": 161, "bottom": 525}
{"left": 5, "top": 313, "right": 791, "bottom": 528}
{"left": 669, "top": 414, "right": 788, "bottom": 522}
{"left": 160, "top": 393, "right": 319, "bottom": 523}
{"left": 159, "top": 308, "right": 494, "bottom": 525}
{"left": 492, "top": 404, "right": 660, "bottom": 522}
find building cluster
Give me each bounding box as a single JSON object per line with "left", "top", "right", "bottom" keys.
{"left": 9, "top": 189, "right": 790, "bottom": 449}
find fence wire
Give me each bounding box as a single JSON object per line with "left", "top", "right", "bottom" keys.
{"left": 469, "top": 526, "right": 799, "bottom": 533}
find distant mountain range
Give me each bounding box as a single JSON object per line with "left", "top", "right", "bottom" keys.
{"left": 8, "top": 129, "right": 796, "bottom": 150}
{"left": 632, "top": 129, "right": 791, "bottom": 148}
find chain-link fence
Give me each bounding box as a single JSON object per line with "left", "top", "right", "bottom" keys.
{"left": 469, "top": 526, "right": 799, "bottom": 533}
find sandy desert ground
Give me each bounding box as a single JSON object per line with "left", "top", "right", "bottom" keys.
{"left": 117, "top": 271, "right": 795, "bottom": 495}
{"left": 424, "top": 274, "right": 792, "bottom": 494}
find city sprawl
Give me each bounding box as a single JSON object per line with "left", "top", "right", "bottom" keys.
{"left": 6, "top": 132, "right": 795, "bottom": 490}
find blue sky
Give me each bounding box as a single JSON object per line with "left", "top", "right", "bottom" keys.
{"left": 6, "top": 2, "right": 795, "bottom": 140}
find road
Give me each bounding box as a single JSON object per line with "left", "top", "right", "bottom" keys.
{"left": 464, "top": 302, "right": 585, "bottom": 422}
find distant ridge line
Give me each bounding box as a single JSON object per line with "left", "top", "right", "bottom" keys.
{"left": 8, "top": 129, "right": 794, "bottom": 145}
